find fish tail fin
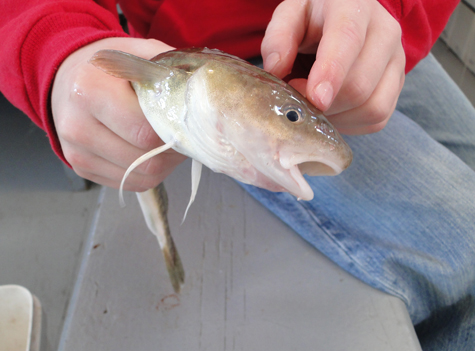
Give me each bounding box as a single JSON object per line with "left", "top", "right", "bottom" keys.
{"left": 89, "top": 49, "right": 178, "bottom": 83}
{"left": 120, "top": 141, "right": 176, "bottom": 207}
{"left": 161, "top": 234, "right": 185, "bottom": 293}
{"left": 136, "top": 184, "right": 185, "bottom": 293}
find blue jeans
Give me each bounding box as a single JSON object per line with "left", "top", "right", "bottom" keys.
{"left": 241, "top": 54, "right": 475, "bottom": 351}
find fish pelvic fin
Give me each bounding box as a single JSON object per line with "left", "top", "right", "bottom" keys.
{"left": 136, "top": 185, "right": 184, "bottom": 293}
{"left": 181, "top": 159, "right": 203, "bottom": 224}
{"left": 89, "top": 50, "right": 182, "bottom": 83}
{"left": 120, "top": 141, "right": 177, "bottom": 207}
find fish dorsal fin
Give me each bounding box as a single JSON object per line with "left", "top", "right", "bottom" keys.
{"left": 119, "top": 141, "right": 177, "bottom": 206}
{"left": 89, "top": 50, "right": 182, "bottom": 83}
{"left": 181, "top": 159, "right": 203, "bottom": 224}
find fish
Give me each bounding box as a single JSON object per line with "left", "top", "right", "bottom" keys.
{"left": 89, "top": 48, "right": 353, "bottom": 293}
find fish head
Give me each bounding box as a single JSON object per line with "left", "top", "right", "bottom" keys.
{"left": 196, "top": 60, "right": 353, "bottom": 201}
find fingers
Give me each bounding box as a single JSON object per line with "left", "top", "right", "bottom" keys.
{"left": 58, "top": 114, "right": 186, "bottom": 191}
{"left": 63, "top": 146, "right": 181, "bottom": 191}
{"left": 288, "top": 78, "right": 308, "bottom": 96}
{"left": 77, "top": 75, "right": 162, "bottom": 152}
{"left": 306, "top": 0, "right": 371, "bottom": 111}
{"left": 55, "top": 81, "right": 187, "bottom": 190}
{"left": 261, "top": 0, "right": 309, "bottom": 78}
{"left": 263, "top": 0, "right": 405, "bottom": 134}
{"left": 328, "top": 62, "right": 405, "bottom": 135}
{"left": 325, "top": 8, "right": 404, "bottom": 116}
{"left": 58, "top": 113, "right": 149, "bottom": 172}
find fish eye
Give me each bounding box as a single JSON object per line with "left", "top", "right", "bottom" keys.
{"left": 286, "top": 110, "right": 299, "bottom": 122}
{"left": 283, "top": 105, "right": 304, "bottom": 124}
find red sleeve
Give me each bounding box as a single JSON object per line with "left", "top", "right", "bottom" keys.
{"left": 0, "top": 0, "right": 460, "bottom": 166}
{"left": 121, "top": 0, "right": 460, "bottom": 73}
{"left": 378, "top": 0, "right": 460, "bottom": 72}
{"left": 0, "top": 0, "right": 128, "bottom": 164}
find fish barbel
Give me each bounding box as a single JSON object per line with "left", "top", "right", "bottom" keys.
{"left": 89, "top": 48, "right": 353, "bottom": 293}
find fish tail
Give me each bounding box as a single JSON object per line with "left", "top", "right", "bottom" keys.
{"left": 154, "top": 183, "right": 185, "bottom": 293}
{"left": 161, "top": 231, "right": 185, "bottom": 293}
{"left": 136, "top": 184, "right": 185, "bottom": 293}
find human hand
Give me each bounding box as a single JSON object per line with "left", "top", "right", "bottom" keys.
{"left": 52, "top": 37, "right": 187, "bottom": 191}
{"left": 261, "top": 0, "right": 406, "bottom": 134}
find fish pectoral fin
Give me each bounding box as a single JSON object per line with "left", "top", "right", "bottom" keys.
{"left": 89, "top": 50, "right": 183, "bottom": 83}
{"left": 181, "top": 159, "right": 203, "bottom": 224}
{"left": 120, "top": 141, "right": 177, "bottom": 206}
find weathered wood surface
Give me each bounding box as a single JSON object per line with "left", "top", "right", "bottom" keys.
{"left": 59, "top": 160, "right": 421, "bottom": 351}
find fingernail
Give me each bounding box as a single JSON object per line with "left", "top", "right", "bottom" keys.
{"left": 265, "top": 52, "right": 280, "bottom": 72}
{"left": 313, "top": 81, "right": 333, "bottom": 110}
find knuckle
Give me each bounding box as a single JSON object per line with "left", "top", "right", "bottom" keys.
{"left": 344, "top": 76, "right": 372, "bottom": 107}
{"left": 124, "top": 184, "right": 148, "bottom": 193}
{"left": 132, "top": 121, "right": 159, "bottom": 150}
{"left": 382, "top": 15, "right": 402, "bottom": 42}
{"left": 337, "top": 15, "right": 364, "bottom": 50}
{"left": 397, "top": 49, "right": 407, "bottom": 70}
{"left": 327, "top": 58, "right": 347, "bottom": 87}
{"left": 67, "top": 68, "right": 97, "bottom": 107}
{"left": 366, "top": 102, "right": 392, "bottom": 125}
{"left": 56, "top": 117, "right": 88, "bottom": 145}
{"left": 137, "top": 173, "right": 162, "bottom": 190}
{"left": 365, "top": 120, "right": 388, "bottom": 134}
{"left": 389, "top": 20, "right": 402, "bottom": 39}
{"left": 138, "top": 157, "right": 163, "bottom": 177}
{"left": 72, "top": 167, "right": 93, "bottom": 181}
{"left": 65, "top": 149, "right": 90, "bottom": 171}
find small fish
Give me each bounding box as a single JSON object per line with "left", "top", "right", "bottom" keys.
{"left": 89, "top": 48, "right": 353, "bottom": 292}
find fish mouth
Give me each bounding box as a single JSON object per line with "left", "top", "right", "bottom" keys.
{"left": 278, "top": 153, "right": 349, "bottom": 201}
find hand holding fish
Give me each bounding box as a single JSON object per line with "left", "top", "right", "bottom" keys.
{"left": 261, "top": 0, "right": 406, "bottom": 135}
{"left": 51, "top": 37, "right": 187, "bottom": 192}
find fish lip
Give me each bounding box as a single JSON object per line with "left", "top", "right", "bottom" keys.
{"left": 278, "top": 153, "right": 349, "bottom": 201}
{"left": 287, "top": 164, "right": 314, "bottom": 201}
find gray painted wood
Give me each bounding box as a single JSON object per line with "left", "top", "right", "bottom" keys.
{"left": 59, "top": 160, "right": 422, "bottom": 351}
{"left": 0, "top": 94, "right": 102, "bottom": 351}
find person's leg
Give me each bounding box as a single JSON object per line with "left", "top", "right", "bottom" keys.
{"left": 241, "top": 114, "right": 475, "bottom": 349}
{"left": 394, "top": 52, "right": 475, "bottom": 350}
{"left": 397, "top": 52, "right": 475, "bottom": 170}
{"left": 240, "top": 100, "right": 475, "bottom": 350}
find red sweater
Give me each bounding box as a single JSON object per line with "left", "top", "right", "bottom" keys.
{"left": 0, "top": 0, "right": 459, "bottom": 164}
